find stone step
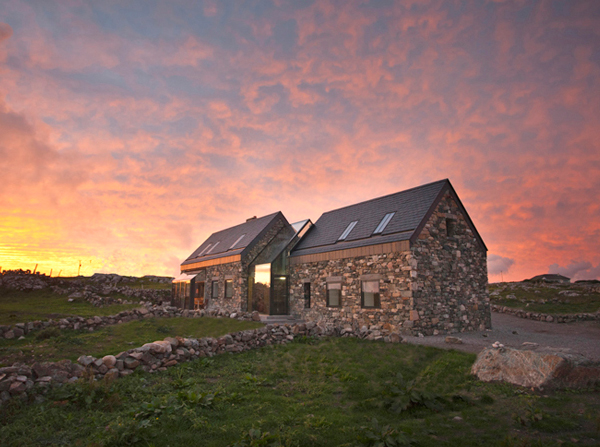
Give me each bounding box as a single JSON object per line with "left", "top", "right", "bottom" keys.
{"left": 259, "top": 315, "right": 305, "bottom": 324}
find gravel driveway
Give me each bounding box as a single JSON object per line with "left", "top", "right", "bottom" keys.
{"left": 403, "top": 312, "right": 600, "bottom": 360}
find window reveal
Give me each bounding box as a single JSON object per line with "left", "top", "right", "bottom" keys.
{"left": 327, "top": 282, "right": 342, "bottom": 307}
{"left": 361, "top": 280, "right": 380, "bottom": 308}
{"left": 303, "top": 282, "right": 311, "bottom": 308}
{"left": 225, "top": 279, "right": 233, "bottom": 298}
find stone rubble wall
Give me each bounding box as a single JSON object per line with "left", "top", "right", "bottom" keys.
{"left": 410, "top": 191, "right": 491, "bottom": 335}
{"left": 491, "top": 304, "right": 600, "bottom": 323}
{"left": 0, "top": 319, "right": 402, "bottom": 404}
{"left": 288, "top": 191, "right": 491, "bottom": 337}
{"left": 289, "top": 252, "right": 413, "bottom": 333}
{"left": 0, "top": 305, "right": 258, "bottom": 340}
{"left": 202, "top": 262, "right": 245, "bottom": 314}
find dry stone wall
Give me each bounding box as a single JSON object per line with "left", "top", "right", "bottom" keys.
{"left": 0, "top": 318, "right": 402, "bottom": 405}
{"left": 490, "top": 304, "right": 600, "bottom": 323}
{"left": 0, "top": 306, "right": 258, "bottom": 340}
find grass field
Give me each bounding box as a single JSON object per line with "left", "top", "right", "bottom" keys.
{"left": 489, "top": 283, "right": 600, "bottom": 315}
{"left": 1, "top": 337, "right": 598, "bottom": 446}
{"left": 0, "top": 317, "right": 263, "bottom": 367}
{"left": 59, "top": 276, "right": 172, "bottom": 291}
{"left": 0, "top": 288, "right": 141, "bottom": 325}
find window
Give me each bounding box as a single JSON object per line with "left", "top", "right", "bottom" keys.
{"left": 206, "top": 241, "right": 220, "bottom": 254}
{"left": 199, "top": 243, "right": 212, "bottom": 256}
{"left": 230, "top": 234, "right": 245, "bottom": 249}
{"left": 211, "top": 280, "right": 219, "bottom": 298}
{"left": 373, "top": 212, "right": 395, "bottom": 234}
{"left": 225, "top": 279, "right": 233, "bottom": 298}
{"left": 338, "top": 221, "right": 358, "bottom": 240}
{"left": 326, "top": 282, "right": 341, "bottom": 307}
{"left": 446, "top": 219, "right": 456, "bottom": 238}
{"left": 361, "top": 280, "right": 381, "bottom": 308}
{"left": 303, "top": 282, "right": 311, "bottom": 308}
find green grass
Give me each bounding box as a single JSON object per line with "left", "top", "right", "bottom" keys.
{"left": 1, "top": 338, "right": 598, "bottom": 446}
{"left": 59, "top": 276, "right": 172, "bottom": 290}
{"left": 0, "top": 288, "right": 141, "bottom": 325}
{"left": 0, "top": 317, "right": 263, "bottom": 366}
{"left": 489, "top": 283, "right": 600, "bottom": 314}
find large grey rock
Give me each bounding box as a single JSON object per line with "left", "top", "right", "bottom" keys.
{"left": 472, "top": 346, "right": 600, "bottom": 389}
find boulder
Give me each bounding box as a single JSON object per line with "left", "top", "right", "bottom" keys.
{"left": 472, "top": 346, "right": 600, "bottom": 389}
{"left": 102, "top": 355, "right": 117, "bottom": 368}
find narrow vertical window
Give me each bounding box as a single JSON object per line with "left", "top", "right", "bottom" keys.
{"left": 303, "top": 282, "right": 311, "bottom": 308}
{"left": 225, "top": 279, "right": 233, "bottom": 298}
{"left": 361, "top": 280, "right": 380, "bottom": 308}
{"left": 446, "top": 218, "right": 456, "bottom": 237}
{"left": 326, "top": 282, "right": 342, "bottom": 307}
{"left": 212, "top": 280, "right": 219, "bottom": 298}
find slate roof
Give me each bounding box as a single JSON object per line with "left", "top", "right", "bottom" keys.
{"left": 290, "top": 179, "right": 484, "bottom": 257}
{"left": 181, "top": 212, "right": 285, "bottom": 266}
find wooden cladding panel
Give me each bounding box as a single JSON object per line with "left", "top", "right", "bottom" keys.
{"left": 181, "top": 254, "right": 241, "bottom": 272}
{"left": 289, "top": 240, "right": 410, "bottom": 265}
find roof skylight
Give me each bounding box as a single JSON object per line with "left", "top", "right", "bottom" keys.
{"left": 230, "top": 234, "right": 246, "bottom": 249}
{"left": 373, "top": 212, "right": 395, "bottom": 234}
{"left": 198, "top": 243, "right": 212, "bottom": 257}
{"left": 206, "top": 241, "right": 220, "bottom": 254}
{"left": 338, "top": 221, "right": 358, "bottom": 241}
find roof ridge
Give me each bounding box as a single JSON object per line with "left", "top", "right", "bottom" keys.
{"left": 210, "top": 211, "right": 281, "bottom": 236}
{"left": 319, "top": 179, "right": 448, "bottom": 216}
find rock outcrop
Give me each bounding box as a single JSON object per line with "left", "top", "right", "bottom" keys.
{"left": 471, "top": 345, "right": 600, "bottom": 389}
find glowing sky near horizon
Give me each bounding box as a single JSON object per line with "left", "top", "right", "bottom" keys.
{"left": 0, "top": 0, "right": 599, "bottom": 282}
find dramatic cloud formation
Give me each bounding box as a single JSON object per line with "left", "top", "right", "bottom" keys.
{"left": 0, "top": 1, "right": 599, "bottom": 280}
{"left": 487, "top": 254, "right": 515, "bottom": 277}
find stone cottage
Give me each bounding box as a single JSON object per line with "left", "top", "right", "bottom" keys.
{"left": 176, "top": 179, "right": 491, "bottom": 335}
{"left": 174, "top": 212, "right": 312, "bottom": 315}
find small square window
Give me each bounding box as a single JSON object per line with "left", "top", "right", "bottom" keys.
{"left": 225, "top": 279, "right": 233, "bottom": 298}
{"left": 303, "top": 283, "right": 311, "bottom": 308}
{"left": 211, "top": 281, "right": 219, "bottom": 299}
{"left": 327, "top": 282, "right": 341, "bottom": 307}
{"left": 361, "top": 280, "right": 380, "bottom": 308}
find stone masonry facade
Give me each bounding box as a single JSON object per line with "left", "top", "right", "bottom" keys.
{"left": 289, "top": 191, "right": 490, "bottom": 336}
{"left": 195, "top": 215, "right": 288, "bottom": 314}
{"left": 410, "top": 191, "right": 490, "bottom": 334}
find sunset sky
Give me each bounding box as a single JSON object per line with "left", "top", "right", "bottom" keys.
{"left": 0, "top": 0, "right": 599, "bottom": 282}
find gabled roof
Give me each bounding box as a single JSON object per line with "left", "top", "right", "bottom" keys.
{"left": 181, "top": 212, "right": 285, "bottom": 266}
{"left": 290, "top": 179, "right": 486, "bottom": 258}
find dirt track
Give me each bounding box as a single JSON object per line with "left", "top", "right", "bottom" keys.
{"left": 403, "top": 312, "right": 600, "bottom": 360}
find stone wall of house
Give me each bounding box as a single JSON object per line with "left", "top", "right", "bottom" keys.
{"left": 199, "top": 215, "right": 289, "bottom": 314}
{"left": 410, "top": 191, "right": 491, "bottom": 335}
{"left": 203, "top": 262, "right": 245, "bottom": 314}
{"left": 288, "top": 251, "right": 414, "bottom": 332}
{"left": 288, "top": 192, "right": 490, "bottom": 336}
